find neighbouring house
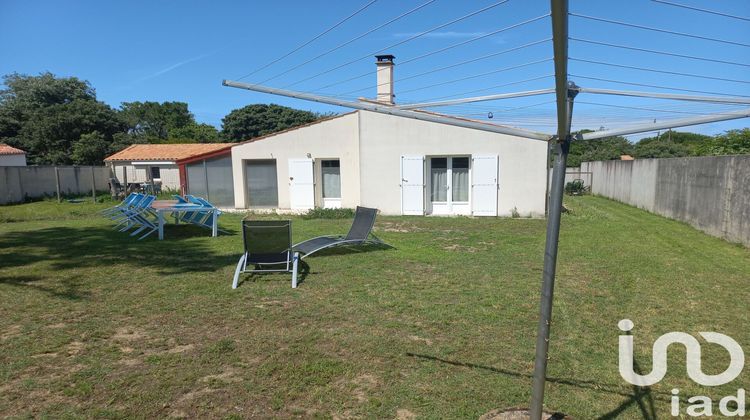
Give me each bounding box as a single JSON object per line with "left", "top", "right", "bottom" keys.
{"left": 0, "top": 143, "right": 27, "bottom": 166}
{"left": 228, "top": 55, "right": 548, "bottom": 217}
{"left": 105, "top": 143, "right": 233, "bottom": 193}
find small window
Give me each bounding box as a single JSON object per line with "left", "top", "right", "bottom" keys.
{"left": 453, "top": 157, "right": 469, "bottom": 169}
{"left": 150, "top": 166, "right": 161, "bottom": 179}
{"left": 321, "top": 160, "right": 340, "bottom": 168}
{"left": 431, "top": 157, "right": 447, "bottom": 169}
{"left": 321, "top": 159, "right": 341, "bottom": 198}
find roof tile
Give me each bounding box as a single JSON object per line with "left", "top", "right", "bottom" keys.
{"left": 0, "top": 143, "right": 26, "bottom": 155}
{"left": 104, "top": 143, "right": 233, "bottom": 162}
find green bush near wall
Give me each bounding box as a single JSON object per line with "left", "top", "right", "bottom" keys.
{"left": 301, "top": 207, "right": 356, "bottom": 220}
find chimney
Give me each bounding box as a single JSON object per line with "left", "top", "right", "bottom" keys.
{"left": 375, "top": 54, "right": 395, "bottom": 105}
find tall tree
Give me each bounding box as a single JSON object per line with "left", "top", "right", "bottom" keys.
{"left": 566, "top": 131, "right": 632, "bottom": 167}
{"left": 221, "top": 104, "right": 319, "bottom": 141}
{"left": 632, "top": 130, "right": 713, "bottom": 158}
{"left": 168, "top": 122, "right": 221, "bottom": 143}
{"left": 119, "top": 101, "right": 195, "bottom": 142}
{"left": 695, "top": 128, "right": 750, "bottom": 156}
{"left": 0, "top": 72, "right": 124, "bottom": 164}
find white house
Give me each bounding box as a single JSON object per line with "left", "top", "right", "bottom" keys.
{"left": 229, "top": 110, "right": 548, "bottom": 216}
{"left": 227, "top": 55, "right": 549, "bottom": 216}
{"left": 0, "top": 144, "right": 27, "bottom": 166}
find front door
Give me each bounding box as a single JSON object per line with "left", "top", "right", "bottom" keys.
{"left": 429, "top": 156, "right": 470, "bottom": 216}
{"left": 289, "top": 159, "right": 315, "bottom": 210}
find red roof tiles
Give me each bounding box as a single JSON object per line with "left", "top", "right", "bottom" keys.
{"left": 0, "top": 143, "right": 26, "bottom": 155}
{"left": 104, "top": 143, "right": 233, "bottom": 162}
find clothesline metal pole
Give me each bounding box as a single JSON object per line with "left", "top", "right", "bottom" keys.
{"left": 529, "top": 0, "right": 572, "bottom": 418}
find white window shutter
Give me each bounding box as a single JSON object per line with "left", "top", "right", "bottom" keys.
{"left": 471, "top": 155, "right": 498, "bottom": 216}
{"left": 289, "top": 159, "right": 315, "bottom": 210}
{"left": 400, "top": 155, "right": 424, "bottom": 215}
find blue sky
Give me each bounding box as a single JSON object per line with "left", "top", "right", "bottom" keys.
{"left": 1, "top": 0, "right": 748, "bottom": 139}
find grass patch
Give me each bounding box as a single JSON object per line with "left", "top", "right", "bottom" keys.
{"left": 0, "top": 196, "right": 748, "bottom": 418}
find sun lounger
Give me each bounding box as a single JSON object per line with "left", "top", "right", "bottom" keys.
{"left": 292, "top": 206, "right": 389, "bottom": 258}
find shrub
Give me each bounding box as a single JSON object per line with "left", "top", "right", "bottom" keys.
{"left": 301, "top": 207, "right": 355, "bottom": 220}
{"left": 565, "top": 179, "right": 588, "bottom": 195}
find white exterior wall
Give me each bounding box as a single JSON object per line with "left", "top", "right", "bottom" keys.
{"left": 110, "top": 162, "right": 181, "bottom": 190}
{"left": 0, "top": 154, "right": 27, "bottom": 166}
{"left": 228, "top": 111, "right": 548, "bottom": 216}
{"left": 357, "top": 111, "right": 548, "bottom": 216}
{"left": 231, "top": 113, "right": 360, "bottom": 209}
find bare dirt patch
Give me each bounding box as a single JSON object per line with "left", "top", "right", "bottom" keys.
{"left": 480, "top": 408, "right": 570, "bottom": 419}
{"left": 443, "top": 244, "right": 479, "bottom": 253}
{"left": 396, "top": 408, "right": 417, "bottom": 419}
{"left": 112, "top": 327, "right": 146, "bottom": 341}
{"left": 66, "top": 340, "right": 84, "bottom": 356}
{"left": 380, "top": 222, "right": 420, "bottom": 233}
{"left": 200, "top": 367, "right": 241, "bottom": 384}
{"left": 31, "top": 352, "right": 58, "bottom": 359}
{"left": 165, "top": 344, "right": 195, "bottom": 354}
{"left": 2, "top": 325, "right": 22, "bottom": 340}
{"left": 119, "top": 358, "right": 140, "bottom": 367}
{"left": 349, "top": 374, "right": 380, "bottom": 403}
{"left": 407, "top": 335, "right": 433, "bottom": 346}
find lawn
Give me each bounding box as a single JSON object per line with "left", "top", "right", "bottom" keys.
{"left": 1, "top": 196, "right": 748, "bottom": 418}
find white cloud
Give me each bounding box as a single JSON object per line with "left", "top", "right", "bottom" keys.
{"left": 130, "top": 51, "right": 217, "bottom": 85}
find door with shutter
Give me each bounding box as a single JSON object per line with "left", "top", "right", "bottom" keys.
{"left": 400, "top": 155, "right": 424, "bottom": 215}
{"left": 289, "top": 159, "right": 315, "bottom": 210}
{"left": 471, "top": 155, "right": 498, "bottom": 216}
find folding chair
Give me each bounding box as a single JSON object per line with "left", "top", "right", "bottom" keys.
{"left": 232, "top": 219, "right": 300, "bottom": 289}
{"left": 101, "top": 192, "right": 138, "bottom": 217}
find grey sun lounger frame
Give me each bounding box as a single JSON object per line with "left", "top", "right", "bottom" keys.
{"left": 292, "top": 206, "right": 389, "bottom": 258}
{"left": 232, "top": 219, "right": 300, "bottom": 289}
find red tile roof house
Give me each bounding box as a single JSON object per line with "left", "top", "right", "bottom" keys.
{"left": 104, "top": 144, "right": 234, "bottom": 203}
{"left": 0, "top": 143, "right": 27, "bottom": 166}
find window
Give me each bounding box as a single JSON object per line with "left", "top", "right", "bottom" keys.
{"left": 150, "top": 166, "right": 161, "bottom": 180}
{"left": 452, "top": 157, "right": 469, "bottom": 202}
{"left": 321, "top": 159, "right": 341, "bottom": 198}
{"left": 430, "top": 156, "right": 469, "bottom": 204}
{"left": 430, "top": 158, "right": 448, "bottom": 202}
{"left": 245, "top": 160, "right": 278, "bottom": 207}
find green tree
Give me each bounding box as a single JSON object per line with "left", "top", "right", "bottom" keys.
{"left": 72, "top": 131, "right": 110, "bottom": 165}
{"left": 168, "top": 122, "right": 221, "bottom": 143}
{"left": 0, "top": 73, "right": 124, "bottom": 165}
{"left": 567, "top": 132, "right": 632, "bottom": 167}
{"left": 695, "top": 128, "right": 750, "bottom": 156}
{"left": 632, "top": 130, "right": 713, "bottom": 158}
{"left": 221, "top": 104, "right": 319, "bottom": 141}
{"left": 119, "top": 101, "right": 195, "bottom": 142}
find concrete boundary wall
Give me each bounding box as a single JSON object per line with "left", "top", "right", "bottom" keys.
{"left": 1, "top": 166, "right": 111, "bottom": 205}
{"left": 580, "top": 155, "right": 750, "bottom": 246}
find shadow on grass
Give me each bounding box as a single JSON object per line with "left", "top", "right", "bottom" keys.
{"left": 0, "top": 225, "right": 238, "bottom": 279}
{"left": 0, "top": 275, "right": 90, "bottom": 301}
{"left": 407, "top": 353, "right": 672, "bottom": 417}
{"left": 235, "top": 259, "right": 313, "bottom": 288}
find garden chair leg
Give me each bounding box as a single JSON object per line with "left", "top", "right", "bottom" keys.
{"left": 291, "top": 252, "right": 299, "bottom": 289}
{"left": 232, "top": 253, "right": 247, "bottom": 289}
